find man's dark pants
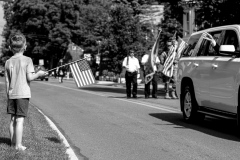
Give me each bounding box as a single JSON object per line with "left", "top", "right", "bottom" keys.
{"left": 125, "top": 71, "right": 138, "bottom": 97}
{"left": 144, "top": 71, "right": 158, "bottom": 97}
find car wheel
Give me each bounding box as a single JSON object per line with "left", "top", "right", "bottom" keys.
{"left": 41, "top": 79, "right": 43, "bottom": 81}
{"left": 182, "top": 85, "right": 199, "bottom": 122}
{"left": 45, "top": 78, "right": 48, "bottom": 81}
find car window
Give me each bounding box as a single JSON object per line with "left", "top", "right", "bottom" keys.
{"left": 197, "top": 39, "right": 210, "bottom": 56}
{"left": 222, "top": 30, "right": 240, "bottom": 53}
{"left": 182, "top": 33, "right": 202, "bottom": 57}
{"left": 197, "top": 31, "right": 222, "bottom": 56}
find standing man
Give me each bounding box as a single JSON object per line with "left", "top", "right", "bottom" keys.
{"left": 122, "top": 50, "right": 140, "bottom": 98}
{"left": 141, "top": 49, "right": 160, "bottom": 99}
{"left": 160, "top": 39, "right": 178, "bottom": 99}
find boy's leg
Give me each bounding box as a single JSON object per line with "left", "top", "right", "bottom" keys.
{"left": 14, "top": 98, "right": 29, "bottom": 150}
{"left": 15, "top": 116, "right": 26, "bottom": 150}
{"left": 9, "top": 115, "right": 16, "bottom": 146}
{"left": 7, "top": 99, "right": 17, "bottom": 146}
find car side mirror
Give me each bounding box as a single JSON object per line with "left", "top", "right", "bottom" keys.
{"left": 219, "top": 45, "right": 237, "bottom": 57}
{"left": 219, "top": 45, "right": 235, "bottom": 53}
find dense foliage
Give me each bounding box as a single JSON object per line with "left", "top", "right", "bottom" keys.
{"left": 1, "top": 0, "right": 150, "bottom": 74}
{"left": 1, "top": 0, "right": 240, "bottom": 75}
{"left": 195, "top": 0, "right": 240, "bottom": 30}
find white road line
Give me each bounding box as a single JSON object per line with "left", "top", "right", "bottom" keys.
{"left": 30, "top": 103, "right": 79, "bottom": 160}
{"left": 35, "top": 81, "right": 181, "bottom": 113}
{"left": 117, "top": 98, "right": 180, "bottom": 113}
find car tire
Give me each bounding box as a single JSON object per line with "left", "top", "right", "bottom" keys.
{"left": 41, "top": 79, "right": 43, "bottom": 81}
{"left": 182, "top": 85, "right": 200, "bottom": 122}
{"left": 45, "top": 78, "right": 48, "bottom": 81}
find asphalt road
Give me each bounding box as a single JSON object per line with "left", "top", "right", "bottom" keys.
{"left": 1, "top": 77, "right": 240, "bottom": 160}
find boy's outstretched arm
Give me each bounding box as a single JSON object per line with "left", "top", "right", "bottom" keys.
{"left": 27, "top": 71, "right": 48, "bottom": 81}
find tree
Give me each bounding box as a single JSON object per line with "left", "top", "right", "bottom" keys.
{"left": 154, "top": 1, "right": 183, "bottom": 53}
{"left": 100, "top": 2, "right": 146, "bottom": 74}
{"left": 1, "top": 0, "right": 85, "bottom": 67}
{"left": 195, "top": 0, "right": 240, "bottom": 30}
{"left": 1, "top": 0, "right": 147, "bottom": 74}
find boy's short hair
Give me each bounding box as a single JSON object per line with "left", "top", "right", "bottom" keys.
{"left": 9, "top": 33, "right": 26, "bottom": 53}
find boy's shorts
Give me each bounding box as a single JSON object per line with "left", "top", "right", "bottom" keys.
{"left": 7, "top": 98, "right": 29, "bottom": 117}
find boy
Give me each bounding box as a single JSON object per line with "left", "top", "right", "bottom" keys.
{"left": 4, "top": 33, "right": 47, "bottom": 151}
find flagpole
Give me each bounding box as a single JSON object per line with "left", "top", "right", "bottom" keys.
{"left": 47, "top": 57, "right": 88, "bottom": 72}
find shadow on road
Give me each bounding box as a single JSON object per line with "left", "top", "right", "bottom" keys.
{"left": 80, "top": 85, "right": 167, "bottom": 97}
{"left": 80, "top": 86, "right": 127, "bottom": 94}
{"left": 149, "top": 113, "right": 240, "bottom": 142}
{"left": 107, "top": 95, "right": 147, "bottom": 99}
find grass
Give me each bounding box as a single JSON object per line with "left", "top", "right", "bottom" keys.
{"left": 0, "top": 84, "right": 69, "bottom": 160}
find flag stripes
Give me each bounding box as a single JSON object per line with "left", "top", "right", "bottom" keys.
{"left": 176, "top": 37, "right": 188, "bottom": 59}
{"left": 193, "top": 32, "right": 206, "bottom": 55}
{"left": 162, "top": 45, "right": 176, "bottom": 77}
{"left": 69, "top": 60, "right": 95, "bottom": 87}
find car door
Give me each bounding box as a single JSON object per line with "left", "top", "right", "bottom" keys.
{"left": 182, "top": 32, "right": 214, "bottom": 106}
{"left": 208, "top": 29, "right": 240, "bottom": 113}
{"left": 191, "top": 34, "right": 217, "bottom": 106}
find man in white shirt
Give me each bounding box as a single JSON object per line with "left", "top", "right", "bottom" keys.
{"left": 141, "top": 49, "right": 160, "bottom": 99}
{"left": 122, "top": 50, "right": 140, "bottom": 98}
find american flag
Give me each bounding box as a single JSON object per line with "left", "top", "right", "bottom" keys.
{"left": 69, "top": 59, "right": 95, "bottom": 87}
{"left": 162, "top": 45, "right": 176, "bottom": 77}
{"left": 176, "top": 37, "right": 188, "bottom": 59}
{"left": 193, "top": 32, "right": 206, "bottom": 56}
{"left": 144, "top": 29, "right": 162, "bottom": 84}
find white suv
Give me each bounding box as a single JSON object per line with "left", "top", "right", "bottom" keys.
{"left": 176, "top": 25, "right": 240, "bottom": 126}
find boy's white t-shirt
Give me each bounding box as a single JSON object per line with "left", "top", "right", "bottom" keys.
{"left": 5, "top": 54, "right": 35, "bottom": 99}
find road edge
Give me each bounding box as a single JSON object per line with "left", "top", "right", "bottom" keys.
{"left": 31, "top": 103, "right": 79, "bottom": 160}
